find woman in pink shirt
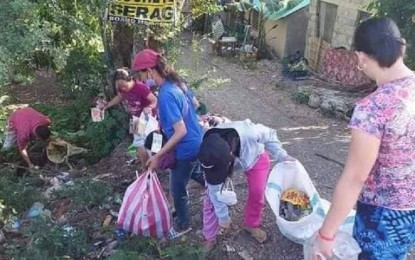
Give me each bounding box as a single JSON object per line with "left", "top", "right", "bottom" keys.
{"left": 105, "top": 68, "right": 157, "bottom": 167}
{"left": 313, "top": 18, "right": 415, "bottom": 259}
{"left": 2, "top": 107, "right": 51, "bottom": 168}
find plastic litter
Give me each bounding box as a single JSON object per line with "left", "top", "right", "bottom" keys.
{"left": 303, "top": 231, "right": 361, "bottom": 260}
{"left": 27, "top": 202, "right": 45, "bottom": 218}
{"left": 279, "top": 188, "right": 312, "bottom": 221}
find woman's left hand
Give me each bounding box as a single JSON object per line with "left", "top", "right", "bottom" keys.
{"left": 146, "top": 154, "right": 160, "bottom": 171}
{"left": 312, "top": 234, "right": 335, "bottom": 259}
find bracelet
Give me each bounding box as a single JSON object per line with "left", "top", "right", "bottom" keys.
{"left": 318, "top": 229, "right": 335, "bottom": 241}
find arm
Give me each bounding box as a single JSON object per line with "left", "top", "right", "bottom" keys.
{"left": 316, "top": 129, "right": 380, "bottom": 257}
{"left": 105, "top": 94, "right": 123, "bottom": 109}
{"left": 146, "top": 120, "right": 186, "bottom": 170}
{"left": 207, "top": 183, "right": 231, "bottom": 226}
{"left": 320, "top": 129, "right": 380, "bottom": 237}
{"left": 143, "top": 92, "right": 157, "bottom": 114}
{"left": 19, "top": 146, "right": 33, "bottom": 167}
{"left": 254, "top": 123, "right": 288, "bottom": 162}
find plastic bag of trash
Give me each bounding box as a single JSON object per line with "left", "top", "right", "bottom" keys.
{"left": 265, "top": 160, "right": 355, "bottom": 244}
{"left": 303, "top": 231, "right": 361, "bottom": 260}
{"left": 280, "top": 188, "right": 312, "bottom": 221}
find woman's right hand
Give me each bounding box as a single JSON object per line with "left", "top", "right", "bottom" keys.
{"left": 146, "top": 154, "right": 160, "bottom": 171}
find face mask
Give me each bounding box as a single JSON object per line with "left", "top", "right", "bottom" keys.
{"left": 145, "top": 78, "right": 157, "bottom": 88}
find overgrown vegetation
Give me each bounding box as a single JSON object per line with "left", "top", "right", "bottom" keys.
{"left": 54, "top": 178, "right": 111, "bottom": 207}
{"left": 109, "top": 236, "right": 202, "bottom": 260}
{"left": 0, "top": 173, "right": 44, "bottom": 220}
{"left": 292, "top": 87, "right": 310, "bottom": 104}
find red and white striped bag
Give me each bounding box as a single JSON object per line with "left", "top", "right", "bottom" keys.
{"left": 117, "top": 171, "right": 171, "bottom": 238}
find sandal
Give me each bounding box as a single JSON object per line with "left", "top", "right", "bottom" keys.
{"left": 245, "top": 227, "right": 267, "bottom": 244}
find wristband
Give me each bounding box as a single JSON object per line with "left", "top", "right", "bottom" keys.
{"left": 318, "top": 229, "right": 335, "bottom": 241}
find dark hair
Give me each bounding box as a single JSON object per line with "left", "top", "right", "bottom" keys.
{"left": 113, "top": 68, "right": 133, "bottom": 84}
{"left": 153, "top": 56, "right": 183, "bottom": 88}
{"left": 35, "top": 125, "right": 51, "bottom": 141}
{"left": 353, "top": 17, "right": 405, "bottom": 68}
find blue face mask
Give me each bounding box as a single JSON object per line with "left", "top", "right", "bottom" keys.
{"left": 145, "top": 79, "right": 156, "bottom": 88}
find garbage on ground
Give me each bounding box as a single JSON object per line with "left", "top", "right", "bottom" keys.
{"left": 27, "top": 202, "right": 45, "bottom": 218}
{"left": 115, "top": 228, "right": 126, "bottom": 241}
{"left": 102, "top": 215, "right": 112, "bottom": 227}
{"left": 91, "top": 97, "right": 107, "bottom": 122}
{"left": 279, "top": 188, "right": 312, "bottom": 221}
{"left": 303, "top": 231, "right": 361, "bottom": 260}
{"left": 0, "top": 230, "right": 6, "bottom": 243}
{"left": 3, "top": 217, "right": 21, "bottom": 233}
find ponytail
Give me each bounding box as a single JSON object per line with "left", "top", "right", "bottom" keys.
{"left": 154, "top": 56, "right": 183, "bottom": 88}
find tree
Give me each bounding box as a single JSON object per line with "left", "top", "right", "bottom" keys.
{"left": 368, "top": 0, "right": 415, "bottom": 68}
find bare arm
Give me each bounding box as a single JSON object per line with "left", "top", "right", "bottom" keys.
{"left": 320, "top": 129, "right": 380, "bottom": 237}
{"left": 146, "top": 120, "right": 187, "bottom": 170}
{"left": 157, "top": 120, "right": 186, "bottom": 157}
{"left": 19, "top": 147, "right": 33, "bottom": 167}
{"left": 145, "top": 92, "right": 157, "bottom": 110}
{"left": 105, "top": 94, "right": 123, "bottom": 109}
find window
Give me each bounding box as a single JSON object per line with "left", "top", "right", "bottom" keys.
{"left": 250, "top": 9, "right": 259, "bottom": 30}
{"left": 356, "top": 11, "right": 371, "bottom": 26}
{"left": 318, "top": 1, "right": 338, "bottom": 43}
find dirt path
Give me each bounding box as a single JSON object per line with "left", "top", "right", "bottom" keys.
{"left": 176, "top": 36, "right": 351, "bottom": 259}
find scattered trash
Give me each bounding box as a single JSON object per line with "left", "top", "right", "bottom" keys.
{"left": 0, "top": 230, "right": 6, "bottom": 243}
{"left": 27, "top": 202, "right": 45, "bottom": 218}
{"left": 50, "top": 177, "right": 62, "bottom": 187}
{"left": 4, "top": 217, "right": 21, "bottom": 233}
{"left": 114, "top": 194, "right": 123, "bottom": 205}
{"left": 115, "top": 228, "right": 126, "bottom": 241}
{"left": 63, "top": 224, "right": 74, "bottom": 238}
{"left": 109, "top": 210, "right": 119, "bottom": 218}
{"left": 238, "top": 250, "right": 254, "bottom": 260}
{"left": 225, "top": 244, "right": 236, "bottom": 252}
{"left": 102, "top": 240, "right": 118, "bottom": 257}
{"left": 102, "top": 215, "right": 112, "bottom": 227}
{"left": 57, "top": 172, "right": 71, "bottom": 181}
{"left": 168, "top": 227, "right": 192, "bottom": 240}
{"left": 279, "top": 188, "right": 312, "bottom": 222}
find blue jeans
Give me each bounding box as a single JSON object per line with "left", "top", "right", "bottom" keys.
{"left": 170, "top": 158, "right": 204, "bottom": 229}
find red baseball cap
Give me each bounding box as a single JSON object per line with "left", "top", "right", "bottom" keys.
{"left": 131, "top": 49, "right": 160, "bottom": 71}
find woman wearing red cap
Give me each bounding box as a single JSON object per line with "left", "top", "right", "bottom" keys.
{"left": 132, "top": 49, "right": 204, "bottom": 232}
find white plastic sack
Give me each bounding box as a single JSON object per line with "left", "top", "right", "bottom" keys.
{"left": 265, "top": 160, "right": 355, "bottom": 244}
{"left": 216, "top": 178, "right": 237, "bottom": 206}
{"left": 135, "top": 112, "right": 158, "bottom": 136}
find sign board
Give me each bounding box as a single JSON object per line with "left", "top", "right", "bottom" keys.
{"left": 107, "top": 0, "right": 176, "bottom": 25}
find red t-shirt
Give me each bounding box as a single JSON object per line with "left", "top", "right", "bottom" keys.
{"left": 119, "top": 81, "right": 155, "bottom": 116}
{"left": 8, "top": 107, "right": 51, "bottom": 149}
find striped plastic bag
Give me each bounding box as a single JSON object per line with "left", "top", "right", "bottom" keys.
{"left": 117, "top": 171, "right": 171, "bottom": 238}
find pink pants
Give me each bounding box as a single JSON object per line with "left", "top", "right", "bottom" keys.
{"left": 203, "top": 152, "right": 271, "bottom": 241}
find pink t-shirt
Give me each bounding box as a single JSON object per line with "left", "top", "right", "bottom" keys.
{"left": 349, "top": 74, "right": 415, "bottom": 209}
{"left": 119, "top": 81, "right": 153, "bottom": 116}
{"left": 8, "top": 107, "right": 51, "bottom": 150}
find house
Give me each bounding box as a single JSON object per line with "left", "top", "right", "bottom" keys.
{"left": 305, "top": 0, "right": 372, "bottom": 71}
{"left": 237, "top": 0, "right": 310, "bottom": 59}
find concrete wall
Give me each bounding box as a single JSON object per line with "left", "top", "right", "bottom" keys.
{"left": 305, "top": 0, "right": 372, "bottom": 70}
{"left": 285, "top": 7, "right": 309, "bottom": 56}
{"left": 246, "top": 7, "right": 309, "bottom": 59}
{"left": 265, "top": 19, "right": 288, "bottom": 58}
